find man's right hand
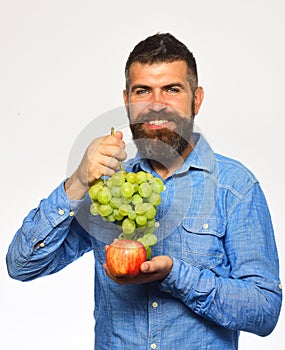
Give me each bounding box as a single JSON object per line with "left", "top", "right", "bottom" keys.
{"left": 65, "top": 131, "right": 126, "bottom": 200}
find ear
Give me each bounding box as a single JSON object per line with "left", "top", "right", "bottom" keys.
{"left": 123, "top": 89, "right": 128, "bottom": 109}
{"left": 194, "top": 86, "right": 204, "bottom": 115}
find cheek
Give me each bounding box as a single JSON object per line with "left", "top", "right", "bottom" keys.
{"left": 170, "top": 100, "right": 193, "bottom": 117}
{"left": 128, "top": 102, "right": 150, "bottom": 120}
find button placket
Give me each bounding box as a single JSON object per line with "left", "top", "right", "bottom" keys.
{"left": 148, "top": 291, "right": 161, "bottom": 350}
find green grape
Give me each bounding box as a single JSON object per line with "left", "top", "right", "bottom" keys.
{"left": 141, "top": 202, "right": 153, "bottom": 211}
{"left": 146, "top": 218, "right": 156, "bottom": 227}
{"left": 121, "top": 197, "right": 131, "bottom": 204}
{"left": 128, "top": 210, "right": 137, "bottom": 220}
{"left": 111, "top": 186, "right": 122, "bottom": 197}
{"left": 147, "top": 192, "right": 161, "bottom": 206}
{"left": 138, "top": 182, "right": 152, "bottom": 198}
{"left": 112, "top": 171, "right": 126, "bottom": 186}
{"left": 113, "top": 209, "right": 124, "bottom": 221}
{"left": 92, "top": 178, "right": 104, "bottom": 186}
{"left": 146, "top": 173, "right": 154, "bottom": 180}
{"left": 145, "top": 246, "right": 152, "bottom": 260}
{"left": 88, "top": 183, "right": 103, "bottom": 201}
{"left": 133, "top": 182, "right": 139, "bottom": 192}
{"left": 136, "top": 171, "right": 147, "bottom": 184}
{"left": 140, "top": 232, "right": 158, "bottom": 246}
{"left": 107, "top": 214, "right": 116, "bottom": 222}
{"left": 90, "top": 202, "right": 100, "bottom": 216}
{"left": 134, "top": 203, "right": 146, "bottom": 215}
{"left": 119, "top": 204, "right": 132, "bottom": 217}
{"left": 126, "top": 172, "right": 137, "bottom": 184}
{"left": 122, "top": 218, "right": 136, "bottom": 235}
{"left": 98, "top": 204, "right": 113, "bottom": 217}
{"left": 106, "top": 178, "right": 113, "bottom": 189}
{"left": 131, "top": 193, "right": 143, "bottom": 206}
{"left": 121, "top": 182, "right": 134, "bottom": 198}
{"left": 110, "top": 197, "right": 122, "bottom": 209}
{"left": 97, "top": 187, "right": 112, "bottom": 204}
{"left": 135, "top": 214, "right": 147, "bottom": 226}
{"left": 150, "top": 178, "right": 164, "bottom": 193}
{"left": 137, "top": 239, "right": 152, "bottom": 260}
{"left": 145, "top": 204, "right": 156, "bottom": 220}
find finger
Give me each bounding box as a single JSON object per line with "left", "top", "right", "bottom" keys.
{"left": 103, "top": 134, "right": 125, "bottom": 149}
{"left": 140, "top": 256, "right": 173, "bottom": 275}
{"left": 96, "top": 154, "right": 122, "bottom": 171}
{"left": 103, "top": 263, "right": 130, "bottom": 284}
{"left": 114, "top": 131, "right": 123, "bottom": 140}
{"left": 96, "top": 144, "right": 127, "bottom": 162}
{"left": 140, "top": 261, "right": 154, "bottom": 273}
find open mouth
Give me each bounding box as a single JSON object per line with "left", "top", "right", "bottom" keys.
{"left": 148, "top": 120, "right": 168, "bottom": 126}
{"left": 144, "top": 119, "right": 175, "bottom": 130}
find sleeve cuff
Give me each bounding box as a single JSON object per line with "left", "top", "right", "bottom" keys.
{"left": 159, "top": 257, "right": 194, "bottom": 298}
{"left": 44, "top": 180, "right": 85, "bottom": 227}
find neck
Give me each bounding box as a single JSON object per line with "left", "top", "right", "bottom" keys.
{"left": 149, "top": 143, "right": 194, "bottom": 179}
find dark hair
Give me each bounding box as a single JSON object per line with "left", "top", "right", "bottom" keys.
{"left": 125, "top": 33, "right": 198, "bottom": 93}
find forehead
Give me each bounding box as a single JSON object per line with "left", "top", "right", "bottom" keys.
{"left": 128, "top": 60, "right": 189, "bottom": 86}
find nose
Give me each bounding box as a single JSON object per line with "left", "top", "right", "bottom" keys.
{"left": 148, "top": 91, "right": 167, "bottom": 112}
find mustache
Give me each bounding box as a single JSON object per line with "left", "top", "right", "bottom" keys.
{"left": 131, "top": 110, "right": 187, "bottom": 124}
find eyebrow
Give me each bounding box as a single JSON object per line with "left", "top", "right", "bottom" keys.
{"left": 130, "top": 82, "right": 186, "bottom": 93}
{"left": 130, "top": 84, "right": 150, "bottom": 93}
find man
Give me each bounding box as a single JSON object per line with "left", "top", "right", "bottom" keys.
{"left": 6, "top": 33, "right": 282, "bottom": 349}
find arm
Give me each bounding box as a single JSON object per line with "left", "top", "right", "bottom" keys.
{"left": 158, "top": 183, "right": 282, "bottom": 336}
{"left": 6, "top": 131, "right": 127, "bottom": 281}
{"left": 6, "top": 182, "right": 92, "bottom": 281}
{"left": 105, "top": 183, "right": 282, "bottom": 336}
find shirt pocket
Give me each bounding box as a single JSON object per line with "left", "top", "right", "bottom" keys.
{"left": 181, "top": 216, "right": 226, "bottom": 269}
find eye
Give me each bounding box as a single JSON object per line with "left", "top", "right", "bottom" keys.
{"left": 166, "top": 86, "right": 180, "bottom": 94}
{"left": 135, "top": 88, "right": 149, "bottom": 95}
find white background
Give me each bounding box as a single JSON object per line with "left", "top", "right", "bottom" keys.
{"left": 0, "top": 0, "right": 284, "bottom": 349}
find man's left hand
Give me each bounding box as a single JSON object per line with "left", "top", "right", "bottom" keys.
{"left": 103, "top": 255, "right": 173, "bottom": 285}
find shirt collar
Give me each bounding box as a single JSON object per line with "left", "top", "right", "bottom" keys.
{"left": 124, "top": 133, "right": 216, "bottom": 175}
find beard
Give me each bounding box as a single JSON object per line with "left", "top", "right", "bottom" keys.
{"left": 129, "top": 107, "right": 195, "bottom": 163}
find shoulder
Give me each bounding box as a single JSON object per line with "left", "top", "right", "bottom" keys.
{"left": 213, "top": 153, "right": 258, "bottom": 197}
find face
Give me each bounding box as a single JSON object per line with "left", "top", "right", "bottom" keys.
{"left": 123, "top": 61, "right": 204, "bottom": 161}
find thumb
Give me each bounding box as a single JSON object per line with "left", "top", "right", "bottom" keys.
{"left": 140, "top": 261, "right": 152, "bottom": 273}
{"left": 140, "top": 259, "right": 161, "bottom": 273}
{"left": 140, "top": 256, "right": 173, "bottom": 275}
{"left": 114, "top": 131, "right": 123, "bottom": 140}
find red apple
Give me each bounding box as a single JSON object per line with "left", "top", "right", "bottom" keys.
{"left": 106, "top": 239, "right": 146, "bottom": 277}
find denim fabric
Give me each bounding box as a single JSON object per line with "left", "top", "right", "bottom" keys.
{"left": 6, "top": 134, "right": 282, "bottom": 350}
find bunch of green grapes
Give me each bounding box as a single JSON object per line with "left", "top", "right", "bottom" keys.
{"left": 88, "top": 170, "right": 164, "bottom": 259}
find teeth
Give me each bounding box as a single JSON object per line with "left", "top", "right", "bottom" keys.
{"left": 148, "top": 120, "right": 168, "bottom": 125}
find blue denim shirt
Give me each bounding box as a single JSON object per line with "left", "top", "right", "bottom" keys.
{"left": 6, "top": 134, "right": 282, "bottom": 349}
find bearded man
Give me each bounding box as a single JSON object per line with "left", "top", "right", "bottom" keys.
{"left": 7, "top": 33, "right": 282, "bottom": 350}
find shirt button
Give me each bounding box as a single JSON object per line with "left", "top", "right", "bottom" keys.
{"left": 69, "top": 211, "right": 75, "bottom": 217}
{"left": 152, "top": 301, "right": 158, "bottom": 308}
{"left": 58, "top": 208, "right": 65, "bottom": 215}
{"left": 150, "top": 344, "right": 157, "bottom": 349}
{"left": 155, "top": 222, "right": 160, "bottom": 228}
{"left": 39, "top": 242, "right": 45, "bottom": 248}
{"left": 279, "top": 283, "right": 282, "bottom": 290}
{"left": 202, "top": 223, "right": 209, "bottom": 229}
